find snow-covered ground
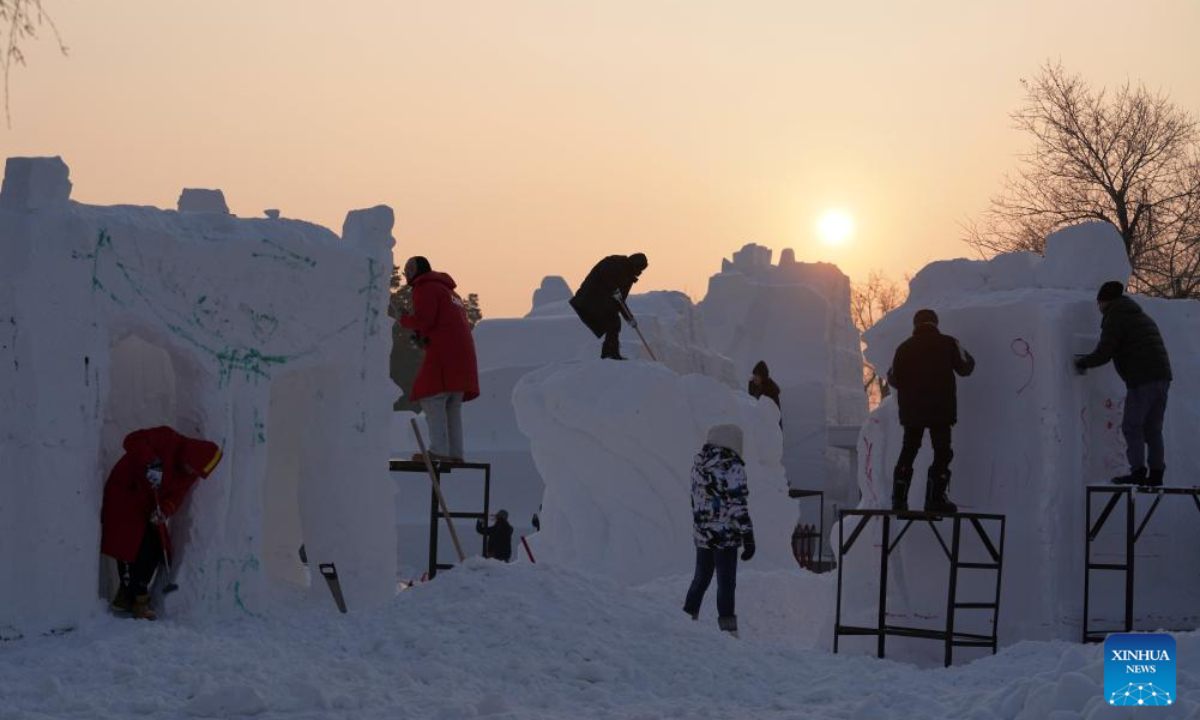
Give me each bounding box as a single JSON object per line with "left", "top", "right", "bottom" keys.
{"left": 2, "top": 561, "right": 1194, "bottom": 719}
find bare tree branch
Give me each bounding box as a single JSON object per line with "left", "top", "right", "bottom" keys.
{"left": 1, "top": 0, "right": 67, "bottom": 128}
{"left": 966, "top": 62, "right": 1200, "bottom": 298}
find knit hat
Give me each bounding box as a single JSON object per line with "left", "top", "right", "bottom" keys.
{"left": 706, "top": 424, "right": 744, "bottom": 457}
{"left": 752, "top": 360, "right": 770, "bottom": 378}
{"left": 630, "top": 253, "right": 649, "bottom": 271}
{"left": 496, "top": 509, "right": 509, "bottom": 521}
{"left": 913, "top": 308, "right": 939, "bottom": 326}
{"left": 1097, "top": 281, "right": 1124, "bottom": 302}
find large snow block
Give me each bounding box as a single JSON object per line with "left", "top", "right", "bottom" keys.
{"left": 513, "top": 360, "right": 795, "bottom": 585}
{"left": 177, "top": 188, "right": 230, "bottom": 214}
{"left": 700, "top": 244, "right": 866, "bottom": 512}
{"left": 0, "top": 158, "right": 398, "bottom": 635}
{"left": 0, "top": 156, "right": 72, "bottom": 211}
{"left": 846, "top": 230, "right": 1200, "bottom": 658}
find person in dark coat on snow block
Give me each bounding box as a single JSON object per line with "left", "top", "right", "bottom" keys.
{"left": 101, "top": 426, "right": 222, "bottom": 619}
{"left": 569, "top": 253, "right": 649, "bottom": 360}
{"left": 399, "top": 256, "right": 480, "bottom": 463}
{"left": 748, "top": 360, "right": 782, "bottom": 426}
{"left": 887, "top": 309, "right": 975, "bottom": 514}
{"left": 476, "top": 509, "right": 514, "bottom": 562}
{"left": 1075, "top": 281, "right": 1173, "bottom": 487}
{"left": 683, "top": 424, "right": 755, "bottom": 637}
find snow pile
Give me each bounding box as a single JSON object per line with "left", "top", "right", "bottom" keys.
{"left": 0, "top": 157, "right": 398, "bottom": 637}
{"left": 393, "top": 280, "right": 737, "bottom": 576}
{"left": 0, "top": 560, "right": 1195, "bottom": 718}
{"left": 513, "top": 360, "right": 794, "bottom": 584}
{"left": 844, "top": 222, "right": 1200, "bottom": 654}
{"left": 700, "top": 243, "right": 867, "bottom": 510}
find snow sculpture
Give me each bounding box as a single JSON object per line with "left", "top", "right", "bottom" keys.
{"left": 530, "top": 275, "right": 572, "bottom": 310}
{"left": 842, "top": 222, "right": 1200, "bottom": 657}
{"left": 177, "top": 188, "right": 230, "bottom": 214}
{"left": 700, "top": 243, "right": 867, "bottom": 506}
{"left": 0, "top": 157, "right": 398, "bottom": 636}
{"left": 513, "top": 360, "right": 795, "bottom": 585}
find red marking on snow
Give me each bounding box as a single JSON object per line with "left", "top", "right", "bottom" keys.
{"left": 521, "top": 535, "right": 536, "bottom": 563}
{"left": 1010, "top": 338, "right": 1034, "bottom": 394}
{"left": 1106, "top": 421, "right": 1113, "bottom": 430}
{"left": 1105, "top": 398, "right": 1113, "bottom": 409}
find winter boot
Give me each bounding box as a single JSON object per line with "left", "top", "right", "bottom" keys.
{"left": 924, "top": 468, "right": 958, "bottom": 515}
{"left": 130, "top": 594, "right": 156, "bottom": 621}
{"left": 110, "top": 586, "right": 134, "bottom": 614}
{"left": 1146, "top": 467, "right": 1165, "bottom": 488}
{"left": 1112, "top": 467, "right": 1148, "bottom": 486}
{"left": 683, "top": 608, "right": 699, "bottom": 621}
{"left": 891, "top": 466, "right": 914, "bottom": 513}
{"left": 718, "top": 615, "right": 739, "bottom": 638}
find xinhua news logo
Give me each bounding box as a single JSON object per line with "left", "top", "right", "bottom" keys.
{"left": 1104, "top": 634, "right": 1176, "bottom": 707}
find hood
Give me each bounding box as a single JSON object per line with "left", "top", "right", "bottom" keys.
{"left": 913, "top": 323, "right": 941, "bottom": 337}
{"left": 413, "top": 271, "right": 458, "bottom": 291}
{"left": 752, "top": 360, "right": 770, "bottom": 378}
{"left": 705, "top": 424, "right": 744, "bottom": 458}
{"left": 180, "top": 438, "right": 222, "bottom": 478}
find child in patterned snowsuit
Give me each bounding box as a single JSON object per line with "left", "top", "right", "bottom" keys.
{"left": 683, "top": 424, "right": 755, "bottom": 636}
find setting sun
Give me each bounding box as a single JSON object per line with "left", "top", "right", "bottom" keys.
{"left": 818, "top": 210, "right": 854, "bottom": 246}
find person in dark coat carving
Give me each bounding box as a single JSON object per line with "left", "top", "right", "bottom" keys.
{"left": 399, "top": 256, "right": 480, "bottom": 462}
{"left": 748, "top": 360, "right": 782, "bottom": 426}
{"left": 101, "top": 426, "right": 222, "bottom": 619}
{"left": 475, "top": 509, "right": 514, "bottom": 562}
{"left": 887, "top": 309, "right": 975, "bottom": 514}
{"left": 569, "top": 253, "right": 649, "bottom": 360}
{"left": 1075, "top": 281, "right": 1172, "bottom": 487}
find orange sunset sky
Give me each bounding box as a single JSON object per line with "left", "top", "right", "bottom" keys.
{"left": 6, "top": 1, "right": 1199, "bottom": 317}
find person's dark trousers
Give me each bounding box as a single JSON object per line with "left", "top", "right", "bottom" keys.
{"left": 1122, "top": 380, "right": 1170, "bottom": 470}
{"left": 117, "top": 523, "right": 162, "bottom": 595}
{"left": 683, "top": 547, "right": 738, "bottom": 619}
{"left": 894, "top": 425, "right": 954, "bottom": 474}
{"left": 600, "top": 311, "right": 623, "bottom": 359}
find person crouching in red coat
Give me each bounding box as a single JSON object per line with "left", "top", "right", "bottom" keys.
{"left": 398, "top": 256, "right": 480, "bottom": 463}
{"left": 100, "top": 426, "right": 222, "bottom": 619}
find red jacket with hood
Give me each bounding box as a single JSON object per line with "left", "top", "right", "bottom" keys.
{"left": 100, "top": 426, "right": 222, "bottom": 562}
{"left": 400, "top": 271, "right": 480, "bottom": 403}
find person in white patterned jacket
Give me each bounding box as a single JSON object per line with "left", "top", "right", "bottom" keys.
{"left": 682, "top": 423, "right": 756, "bottom": 637}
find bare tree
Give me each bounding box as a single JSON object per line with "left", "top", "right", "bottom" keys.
{"left": 851, "top": 270, "right": 906, "bottom": 408}
{"left": 966, "top": 62, "right": 1200, "bottom": 298}
{"left": 1, "top": 0, "right": 66, "bottom": 127}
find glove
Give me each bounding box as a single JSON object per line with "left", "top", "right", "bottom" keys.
{"left": 628, "top": 316, "right": 638, "bottom": 329}
{"left": 150, "top": 507, "right": 167, "bottom": 525}
{"left": 741, "top": 535, "right": 756, "bottom": 562}
{"left": 1073, "top": 357, "right": 1088, "bottom": 374}
{"left": 145, "top": 461, "right": 164, "bottom": 489}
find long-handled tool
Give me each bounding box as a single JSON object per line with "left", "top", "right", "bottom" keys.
{"left": 612, "top": 291, "right": 658, "bottom": 362}
{"left": 152, "top": 493, "right": 179, "bottom": 595}
{"left": 410, "top": 418, "right": 467, "bottom": 563}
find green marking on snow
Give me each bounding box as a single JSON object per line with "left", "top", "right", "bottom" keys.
{"left": 251, "top": 237, "right": 317, "bottom": 270}
{"left": 252, "top": 407, "right": 267, "bottom": 446}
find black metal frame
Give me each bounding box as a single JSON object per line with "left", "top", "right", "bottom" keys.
{"left": 834, "top": 509, "right": 1006, "bottom": 667}
{"left": 1083, "top": 485, "right": 1200, "bottom": 643}
{"left": 787, "top": 488, "right": 825, "bottom": 568}
{"left": 389, "top": 459, "right": 492, "bottom": 580}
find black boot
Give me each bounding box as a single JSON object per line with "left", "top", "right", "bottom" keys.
{"left": 892, "top": 466, "right": 913, "bottom": 512}
{"left": 718, "top": 615, "right": 739, "bottom": 638}
{"left": 924, "top": 468, "right": 957, "bottom": 515}
{"left": 1112, "top": 467, "right": 1147, "bottom": 486}
{"left": 1145, "top": 467, "right": 1164, "bottom": 488}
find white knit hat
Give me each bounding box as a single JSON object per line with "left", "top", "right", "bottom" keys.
{"left": 705, "top": 423, "right": 744, "bottom": 457}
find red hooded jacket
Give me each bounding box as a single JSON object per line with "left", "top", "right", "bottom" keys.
{"left": 100, "top": 426, "right": 222, "bottom": 562}
{"left": 400, "top": 271, "right": 480, "bottom": 403}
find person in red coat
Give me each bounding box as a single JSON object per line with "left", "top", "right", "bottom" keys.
{"left": 101, "top": 426, "right": 222, "bottom": 619}
{"left": 398, "top": 256, "right": 480, "bottom": 462}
